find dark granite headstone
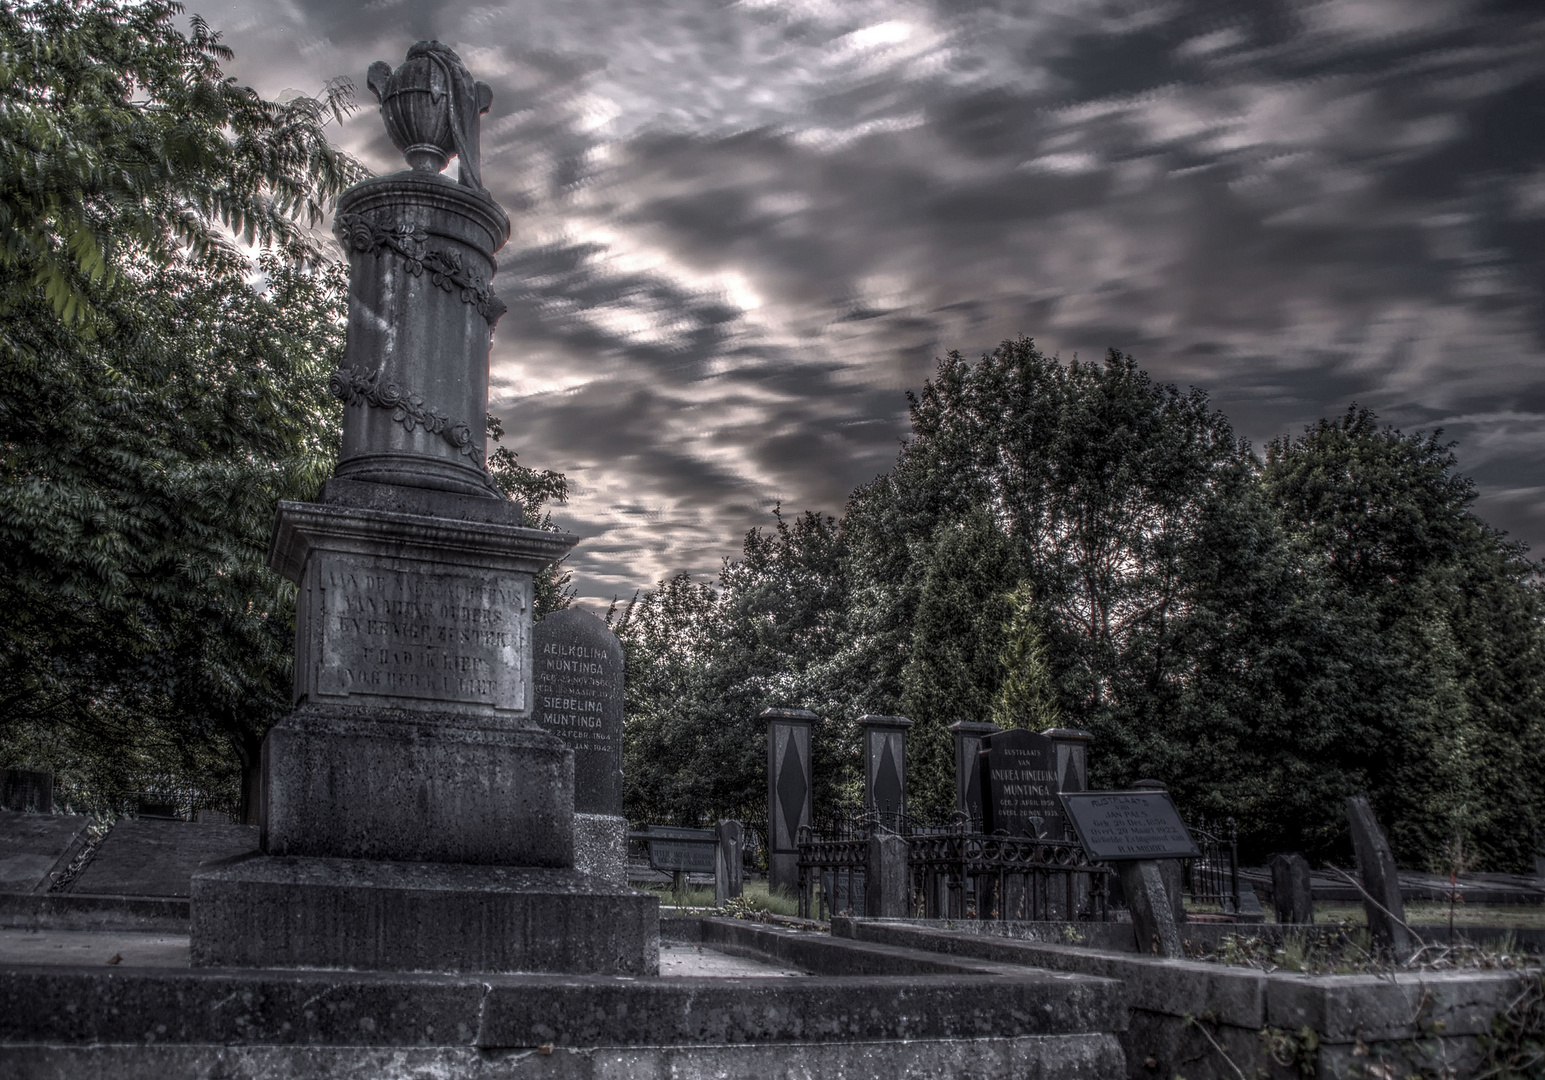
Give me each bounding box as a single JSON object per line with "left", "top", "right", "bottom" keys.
{"left": 0, "top": 810, "right": 90, "bottom": 893}
{"left": 764, "top": 708, "right": 816, "bottom": 897}
{"left": 1, "top": 769, "right": 52, "bottom": 813}
{"left": 1346, "top": 795, "right": 1414, "bottom": 957}
{"left": 1270, "top": 852, "right": 1315, "bottom": 924}
{"left": 532, "top": 609, "right": 624, "bottom": 816}
{"left": 978, "top": 729, "right": 1065, "bottom": 838}
{"left": 715, "top": 819, "right": 743, "bottom": 906}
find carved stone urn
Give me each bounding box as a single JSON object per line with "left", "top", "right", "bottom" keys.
{"left": 367, "top": 41, "right": 493, "bottom": 188}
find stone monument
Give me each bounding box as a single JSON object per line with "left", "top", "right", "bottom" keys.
{"left": 189, "top": 41, "right": 657, "bottom": 975}
{"left": 948, "top": 721, "right": 998, "bottom": 824}
{"left": 764, "top": 707, "right": 816, "bottom": 896}
{"left": 531, "top": 608, "right": 626, "bottom": 884}
{"left": 858, "top": 714, "right": 911, "bottom": 819}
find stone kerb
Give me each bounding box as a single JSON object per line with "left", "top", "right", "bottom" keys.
{"left": 834, "top": 918, "right": 1536, "bottom": 1080}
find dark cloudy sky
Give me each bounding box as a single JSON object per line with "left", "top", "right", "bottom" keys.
{"left": 200, "top": 0, "right": 1545, "bottom": 605}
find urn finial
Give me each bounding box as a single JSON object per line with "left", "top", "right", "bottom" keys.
{"left": 367, "top": 41, "right": 493, "bottom": 190}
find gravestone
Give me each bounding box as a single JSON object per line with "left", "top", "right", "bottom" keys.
{"left": 715, "top": 819, "right": 743, "bottom": 906}
{"left": 0, "top": 810, "right": 90, "bottom": 893}
{"left": 188, "top": 41, "right": 657, "bottom": 976}
{"left": 978, "top": 729, "right": 1066, "bottom": 838}
{"left": 532, "top": 609, "right": 626, "bottom": 885}
{"left": 1270, "top": 852, "right": 1315, "bottom": 924}
{"left": 948, "top": 721, "right": 998, "bottom": 824}
{"left": 865, "top": 831, "right": 909, "bottom": 918}
{"left": 859, "top": 715, "right": 911, "bottom": 819}
{"left": 1061, "top": 790, "right": 1199, "bottom": 958}
{"left": 1346, "top": 795, "right": 1414, "bottom": 957}
{"left": 1, "top": 769, "right": 52, "bottom": 813}
{"left": 764, "top": 707, "right": 816, "bottom": 897}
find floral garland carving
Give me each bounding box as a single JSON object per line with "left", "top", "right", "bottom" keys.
{"left": 334, "top": 211, "right": 507, "bottom": 324}
{"left": 329, "top": 365, "right": 484, "bottom": 469}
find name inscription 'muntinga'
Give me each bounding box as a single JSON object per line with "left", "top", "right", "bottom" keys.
{"left": 533, "top": 639, "right": 616, "bottom": 755}
{"left": 317, "top": 559, "right": 525, "bottom": 709}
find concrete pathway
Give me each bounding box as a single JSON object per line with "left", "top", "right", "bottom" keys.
{"left": 0, "top": 930, "right": 806, "bottom": 977}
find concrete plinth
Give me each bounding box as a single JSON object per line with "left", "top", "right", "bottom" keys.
{"left": 191, "top": 854, "right": 658, "bottom": 974}
{"left": 261, "top": 709, "right": 574, "bottom": 867}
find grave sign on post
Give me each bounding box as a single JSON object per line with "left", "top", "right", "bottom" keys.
{"left": 978, "top": 729, "right": 1066, "bottom": 838}
{"left": 1060, "top": 790, "right": 1198, "bottom": 958}
{"left": 642, "top": 826, "right": 718, "bottom": 874}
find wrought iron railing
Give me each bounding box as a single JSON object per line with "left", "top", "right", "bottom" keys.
{"left": 795, "top": 807, "right": 1113, "bottom": 922}
{"left": 1183, "top": 815, "right": 1241, "bottom": 913}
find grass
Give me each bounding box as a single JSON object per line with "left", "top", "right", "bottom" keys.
{"left": 1308, "top": 902, "right": 1545, "bottom": 929}
{"left": 634, "top": 878, "right": 803, "bottom": 918}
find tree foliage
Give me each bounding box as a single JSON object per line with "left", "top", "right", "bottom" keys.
{"left": 618, "top": 340, "right": 1545, "bottom": 871}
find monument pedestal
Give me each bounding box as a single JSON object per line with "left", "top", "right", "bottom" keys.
{"left": 190, "top": 486, "right": 658, "bottom": 974}
{"left": 192, "top": 856, "right": 657, "bottom": 974}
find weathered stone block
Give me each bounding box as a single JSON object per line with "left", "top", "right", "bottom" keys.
{"left": 261, "top": 709, "right": 573, "bottom": 867}
{"left": 191, "top": 854, "right": 659, "bottom": 974}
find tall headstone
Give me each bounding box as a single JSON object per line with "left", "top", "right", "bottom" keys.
{"left": 189, "top": 41, "right": 657, "bottom": 976}
{"left": 715, "top": 819, "right": 743, "bottom": 907}
{"left": 948, "top": 721, "right": 998, "bottom": 824}
{"left": 859, "top": 715, "right": 911, "bottom": 819}
{"left": 764, "top": 707, "right": 816, "bottom": 897}
{"left": 1346, "top": 795, "right": 1414, "bottom": 957}
{"left": 978, "top": 729, "right": 1066, "bottom": 838}
{"left": 1270, "top": 852, "right": 1315, "bottom": 925}
{"left": 532, "top": 609, "right": 626, "bottom": 885}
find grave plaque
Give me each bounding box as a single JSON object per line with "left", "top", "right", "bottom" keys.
{"left": 644, "top": 827, "right": 717, "bottom": 874}
{"left": 979, "top": 729, "right": 1066, "bottom": 838}
{"left": 1059, "top": 791, "right": 1200, "bottom": 861}
{"left": 531, "top": 609, "right": 624, "bottom": 815}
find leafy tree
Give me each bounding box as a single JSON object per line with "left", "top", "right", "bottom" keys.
{"left": 0, "top": 0, "right": 362, "bottom": 815}
{"left": 487, "top": 415, "right": 573, "bottom": 616}
{"left": 990, "top": 582, "right": 1060, "bottom": 733}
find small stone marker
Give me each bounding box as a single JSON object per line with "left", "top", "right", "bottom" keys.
{"left": 1270, "top": 852, "right": 1315, "bottom": 925}
{"left": 978, "top": 729, "right": 1067, "bottom": 838}
{"left": 764, "top": 707, "right": 816, "bottom": 896}
{"left": 859, "top": 715, "right": 911, "bottom": 818}
{"left": 715, "top": 820, "right": 743, "bottom": 906}
{"left": 948, "top": 721, "right": 998, "bottom": 824}
{"left": 1345, "top": 795, "right": 1414, "bottom": 957}
{"left": 1061, "top": 790, "right": 1198, "bottom": 958}
{"left": 531, "top": 608, "right": 626, "bottom": 884}
{"left": 865, "top": 831, "right": 909, "bottom": 918}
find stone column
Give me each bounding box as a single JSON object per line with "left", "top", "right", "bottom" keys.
{"left": 948, "top": 721, "right": 997, "bottom": 825}
{"left": 532, "top": 609, "right": 627, "bottom": 886}
{"left": 764, "top": 708, "right": 816, "bottom": 897}
{"left": 859, "top": 715, "right": 911, "bottom": 820}
{"left": 1043, "top": 728, "right": 1094, "bottom": 795}
{"left": 189, "top": 42, "right": 656, "bottom": 977}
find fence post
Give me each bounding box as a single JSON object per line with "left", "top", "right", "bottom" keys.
{"left": 865, "top": 830, "right": 909, "bottom": 918}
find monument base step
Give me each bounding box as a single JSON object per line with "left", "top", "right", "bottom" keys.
{"left": 190, "top": 853, "right": 658, "bottom": 974}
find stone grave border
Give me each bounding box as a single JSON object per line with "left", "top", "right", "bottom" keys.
{"left": 834, "top": 916, "right": 1541, "bottom": 1080}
